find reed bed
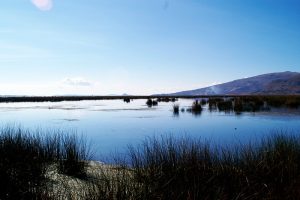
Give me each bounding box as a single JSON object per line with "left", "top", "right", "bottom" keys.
{"left": 203, "top": 96, "right": 299, "bottom": 113}
{"left": 123, "top": 133, "right": 300, "bottom": 200}
{"left": 0, "top": 127, "right": 90, "bottom": 199}
{"left": 173, "top": 104, "right": 180, "bottom": 115}
{"left": 186, "top": 100, "right": 202, "bottom": 116}
{"left": 146, "top": 99, "right": 158, "bottom": 107}
{"left": 85, "top": 132, "right": 300, "bottom": 200}
{"left": 1, "top": 127, "right": 300, "bottom": 199}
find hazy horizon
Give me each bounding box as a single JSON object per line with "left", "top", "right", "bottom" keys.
{"left": 1, "top": 0, "right": 299, "bottom": 95}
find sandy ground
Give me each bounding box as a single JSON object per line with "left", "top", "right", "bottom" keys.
{"left": 45, "top": 161, "right": 123, "bottom": 199}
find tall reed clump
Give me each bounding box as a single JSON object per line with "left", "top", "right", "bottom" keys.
{"left": 284, "top": 97, "right": 300, "bottom": 108}
{"left": 123, "top": 97, "right": 131, "bottom": 103}
{"left": 186, "top": 100, "right": 202, "bottom": 115}
{"left": 259, "top": 95, "right": 300, "bottom": 109}
{"left": 126, "top": 133, "right": 300, "bottom": 200}
{"left": 173, "top": 104, "right": 180, "bottom": 116}
{"left": 0, "top": 126, "right": 91, "bottom": 199}
{"left": 58, "top": 134, "right": 91, "bottom": 178}
{"left": 200, "top": 98, "right": 207, "bottom": 105}
{"left": 128, "top": 137, "right": 214, "bottom": 200}
{"left": 146, "top": 99, "right": 158, "bottom": 107}
{"left": 0, "top": 127, "right": 47, "bottom": 199}
{"left": 217, "top": 99, "right": 233, "bottom": 112}
{"left": 208, "top": 97, "right": 223, "bottom": 112}
{"left": 233, "top": 97, "right": 265, "bottom": 112}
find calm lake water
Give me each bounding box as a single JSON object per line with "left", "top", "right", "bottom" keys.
{"left": 0, "top": 99, "right": 299, "bottom": 160}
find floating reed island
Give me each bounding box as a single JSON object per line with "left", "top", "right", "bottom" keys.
{"left": 143, "top": 96, "right": 299, "bottom": 114}
{"left": 192, "top": 96, "right": 299, "bottom": 113}
{"left": 1, "top": 126, "right": 300, "bottom": 199}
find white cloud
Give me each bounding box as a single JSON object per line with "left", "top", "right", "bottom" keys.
{"left": 61, "top": 77, "right": 93, "bottom": 87}
{"left": 0, "top": 79, "right": 101, "bottom": 96}
{"left": 31, "top": 0, "right": 53, "bottom": 11}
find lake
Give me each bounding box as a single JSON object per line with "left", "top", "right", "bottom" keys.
{"left": 0, "top": 98, "right": 299, "bottom": 161}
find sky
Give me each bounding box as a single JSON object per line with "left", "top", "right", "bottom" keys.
{"left": 0, "top": 0, "right": 299, "bottom": 95}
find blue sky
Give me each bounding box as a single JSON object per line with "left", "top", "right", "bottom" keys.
{"left": 0, "top": 0, "right": 299, "bottom": 95}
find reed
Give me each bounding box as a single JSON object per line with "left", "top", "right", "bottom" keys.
{"left": 0, "top": 126, "right": 91, "bottom": 199}
{"left": 217, "top": 99, "right": 233, "bottom": 112}
{"left": 2, "top": 126, "right": 300, "bottom": 199}
{"left": 187, "top": 100, "right": 202, "bottom": 115}
{"left": 146, "top": 99, "right": 158, "bottom": 107}
{"left": 124, "top": 133, "right": 300, "bottom": 200}
{"left": 173, "top": 104, "right": 180, "bottom": 115}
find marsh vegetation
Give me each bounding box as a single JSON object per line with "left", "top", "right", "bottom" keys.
{"left": 172, "top": 104, "right": 180, "bottom": 116}
{"left": 2, "top": 126, "right": 300, "bottom": 199}
{"left": 190, "top": 96, "right": 300, "bottom": 114}
{"left": 0, "top": 127, "right": 90, "bottom": 199}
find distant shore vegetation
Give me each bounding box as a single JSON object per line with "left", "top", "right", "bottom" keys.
{"left": 0, "top": 94, "right": 298, "bottom": 106}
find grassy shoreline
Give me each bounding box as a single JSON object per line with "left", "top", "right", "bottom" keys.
{"left": 0, "top": 95, "right": 299, "bottom": 103}
{"left": 1, "top": 127, "right": 300, "bottom": 199}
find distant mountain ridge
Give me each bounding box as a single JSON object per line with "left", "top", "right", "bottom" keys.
{"left": 168, "top": 71, "right": 300, "bottom": 95}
